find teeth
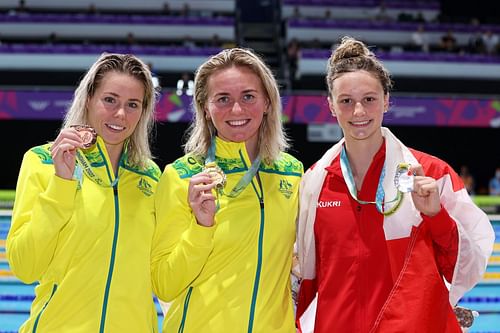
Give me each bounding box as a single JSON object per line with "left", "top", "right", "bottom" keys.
{"left": 228, "top": 120, "right": 248, "bottom": 126}
{"left": 352, "top": 120, "right": 369, "bottom": 125}
{"left": 107, "top": 124, "right": 124, "bottom": 130}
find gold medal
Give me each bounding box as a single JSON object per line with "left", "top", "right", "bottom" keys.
{"left": 71, "top": 125, "right": 97, "bottom": 149}
{"left": 203, "top": 161, "right": 226, "bottom": 189}
{"left": 394, "top": 163, "right": 414, "bottom": 193}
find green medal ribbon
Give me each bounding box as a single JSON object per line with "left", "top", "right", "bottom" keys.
{"left": 339, "top": 144, "right": 403, "bottom": 216}
{"left": 74, "top": 142, "right": 121, "bottom": 188}
{"left": 205, "top": 137, "right": 261, "bottom": 209}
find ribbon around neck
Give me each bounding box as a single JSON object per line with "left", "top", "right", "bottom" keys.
{"left": 73, "top": 140, "right": 123, "bottom": 188}
{"left": 205, "top": 137, "right": 261, "bottom": 200}
{"left": 339, "top": 144, "right": 403, "bottom": 216}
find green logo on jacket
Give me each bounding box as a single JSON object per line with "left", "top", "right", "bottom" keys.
{"left": 279, "top": 179, "right": 293, "bottom": 199}
{"left": 137, "top": 177, "right": 153, "bottom": 197}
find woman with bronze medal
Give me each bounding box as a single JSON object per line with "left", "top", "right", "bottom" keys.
{"left": 6, "top": 53, "right": 161, "bottom": 332}
{"left": 151, "top": 48, "right": 303, "bottom": 332}
{"left": 295, "top": 37, "right": 494, "bottom": 333}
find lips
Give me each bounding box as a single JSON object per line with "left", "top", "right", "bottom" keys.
{"left": 106, "top": 123, "right": 125, "bottom": 131}
{"left": 350, "top": 120, "right": 371, "bottom": 127}
{"left": 227, "top": 119, "right": 249, "bottom": 126}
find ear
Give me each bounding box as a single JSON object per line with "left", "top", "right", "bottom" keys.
{"left": 204, "top": 108, "right": 211, "bottom": 120}
{"left": 383, "top": 93, "right": 390, "bottom": 113}
{"left": 264, "top": 101, "right": 270, "bottom": 115}
{"left": 327, "top": 96, "right": 336, "bottom": 117}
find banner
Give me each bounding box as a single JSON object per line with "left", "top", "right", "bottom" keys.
{"left": 1, "top": 90, "right": 499, "bottom": 127}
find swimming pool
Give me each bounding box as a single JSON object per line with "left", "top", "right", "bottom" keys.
{"left": 1, "top": 214, "right": 499, "bottom": 332}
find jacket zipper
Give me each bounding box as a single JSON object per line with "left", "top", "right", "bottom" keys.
{"left": 98, "top": 184, "right": 120, "bottom": 332}
{"left": 247, "top": 176, "right": 265, "bottom": 333}
{"left": 32, "top": 283, "right": 57, "bottom": 333}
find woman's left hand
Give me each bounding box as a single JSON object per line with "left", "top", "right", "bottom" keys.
{"left": 409, "top": 164, "right": 441, "bottom": 217}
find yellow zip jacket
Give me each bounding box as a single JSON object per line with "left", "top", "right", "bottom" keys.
{"left": 152, "top": 138, "right": 303, "bottom": 333}
{"left": 7, "top": 137, "right": 161, "bottom": 333}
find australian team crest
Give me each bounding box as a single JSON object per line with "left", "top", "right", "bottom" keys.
{"left": 137, "top": 177, "right": 153, "bottom": 197}
{"left": 279, "top": 179, "right": 293, "bottom": 199}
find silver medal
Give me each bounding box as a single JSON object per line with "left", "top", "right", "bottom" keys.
{"left": 394, "top": 163, "right": 414, "bottom": 193}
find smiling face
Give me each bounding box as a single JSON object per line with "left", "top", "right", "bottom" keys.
{"left": 328, "top": 70, "right": 389, "bottom": 145}
{"left": 205, "top": 66, "right": 268, "bottom": 155}
{"left": 87, "top": 71, "right": 144, "bottom": 158}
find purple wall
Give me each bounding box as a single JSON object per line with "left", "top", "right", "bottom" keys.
{"left": 1, "top": 89, "right": 499, "bottom": 127}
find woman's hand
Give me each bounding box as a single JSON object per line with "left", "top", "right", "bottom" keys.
{"left": 50, "top": 128, "right": 84, "bottom": 180}
{"left": 188, "top": 173, "right": 218, "bottom": 227}
{"left": 409, "top": 164, "right": 441, "bottom": 217}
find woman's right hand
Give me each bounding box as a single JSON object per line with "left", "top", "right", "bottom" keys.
{"left": 50, "top": 128, "right": 84, "bottom": 180}
{"left": 188, "top": 173, "right": 218, "bottom": 227}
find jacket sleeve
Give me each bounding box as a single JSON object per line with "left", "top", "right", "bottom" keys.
{"left": 423, "top": 207, "right": 459, "bottom": 283}
{"left": 6, "top": 150, "right": 77, "bottom": 283}
{"left": 438, "top": 166, "right": 495, "bottom": 305}
{"left": 151, "top": 164, "right": 215, "bottom": 302}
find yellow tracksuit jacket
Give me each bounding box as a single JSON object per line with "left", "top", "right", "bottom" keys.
{"left": 152, "top": 138, "right": 303, "bottom": 333}
{"left": 7, "top": 137, "right": 161, "bottom": 332}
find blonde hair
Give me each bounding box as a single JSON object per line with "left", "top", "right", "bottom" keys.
{"left": 326, "top": 36, "right": 393, "bottom": 96}
{"left": 62, "top": 53, "right": 157, "bottom": 168}
{"left": 184, "top": 47, "right": 289, "bottom": 163}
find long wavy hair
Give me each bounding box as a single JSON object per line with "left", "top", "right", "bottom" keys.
{"left": 183, "top": 48, "right": 289, "bottom": 164}
{"left": 62, "top": 53, "right": 157, "bottom": 168}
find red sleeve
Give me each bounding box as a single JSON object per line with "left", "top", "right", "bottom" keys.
{"left": 296, "top": 278, "right": 317, "bottom": 319}
{"left": 422, "top": 207, "right": 459, "bottom": 283}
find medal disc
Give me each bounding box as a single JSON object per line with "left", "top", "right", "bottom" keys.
{"left": 203, "top": 162, "right": 226, "bottom": 189}
{"left": 454, "top": 306, "right": 475, "bottom": 328}
{"left": 394, "top": 163, "right": 414, "bottom": 193}
{"left": 71, "top": 125, "right": 97, "bottom": 148}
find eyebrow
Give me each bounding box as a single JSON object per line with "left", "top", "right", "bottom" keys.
{"left": 104, "top": 92, "right": 143, "bottom": 103}
{"left": 213, "top": 89, "right": 258, "bottom": 97}
{"left": 337, "top": 91, "right": 378, "bottom": 97}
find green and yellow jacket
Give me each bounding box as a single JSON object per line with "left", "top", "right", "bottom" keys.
{"left": 7, "top": 137, "right": 161, "bottom": 332}
{"left": 152, "top": 137, "right": 303, "bottom": 333}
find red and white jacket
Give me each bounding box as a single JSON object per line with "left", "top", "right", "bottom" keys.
{"left": 296, "top": 127, "right": 494, "bottom": 333}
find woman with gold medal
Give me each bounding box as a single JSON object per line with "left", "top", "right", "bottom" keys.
{"left": 152, "top": 48, "right": 303, "bottom": 332}
{"left": 6, "top": 53, "right": 161, "bottom": 332}
{"left": 295, "top": 37, "right": 495, "bottom": 333}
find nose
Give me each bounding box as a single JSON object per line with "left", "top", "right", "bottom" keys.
{"left": 353, "top": 101, "right": 366, "bottom": 116}
{"left": 114, "top": 105, "right": 126, "bottom": 118}
{"left": 231, "top": 101, "right": 243, "bottom": 113}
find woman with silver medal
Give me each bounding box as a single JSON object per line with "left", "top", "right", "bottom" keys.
{"left": 295, "top": 37, "right": 494, "bottom": 333}
{"left": 7, "top": 53, "right": 161, "bottom": 332}
{"left": 152, "top": 48, "right": 303, "bottom": 333}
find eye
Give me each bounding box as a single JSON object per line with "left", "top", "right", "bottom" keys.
{"left": 242, "top": 94, "right": 256, "bottom": 104}
{"left": 128, "top": 101, "right": 139, "bottom": 109}
{"left": 103, "top": 96, "right": 115, "bottom": 104}
{"left": 217, "top": 96, "right": 231, "bottom": 104}
{"left": 365, "top": 96, "right": 376, "bottom": 102}
{"left": 340, "top": 98, "right": 351, "bottom": 104}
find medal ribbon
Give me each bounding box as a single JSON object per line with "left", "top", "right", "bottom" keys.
{"left": 206, "top": 137, "right": 261, "bottom": 199}
{"left": 339, "top": 144, "right": 403, "bottom": 216}
{"left": 74, "top": 142, "right": 121, "bottom": 188}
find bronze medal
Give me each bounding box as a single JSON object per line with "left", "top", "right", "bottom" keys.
{"left": 203, "top": 162, "right": 226, "bottom": 189}
{"left": 71, "top": 125, "right": 97, "bottom": 149}
{"left": 453, "top": 306, "right": 475, "bottom": 328}
{"left": 394, "top": 163, "right": 414, "bottom": 193}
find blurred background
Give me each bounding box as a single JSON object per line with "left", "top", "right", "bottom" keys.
{"left": 0, "top": 0, "right": 499, "bottom": 332}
